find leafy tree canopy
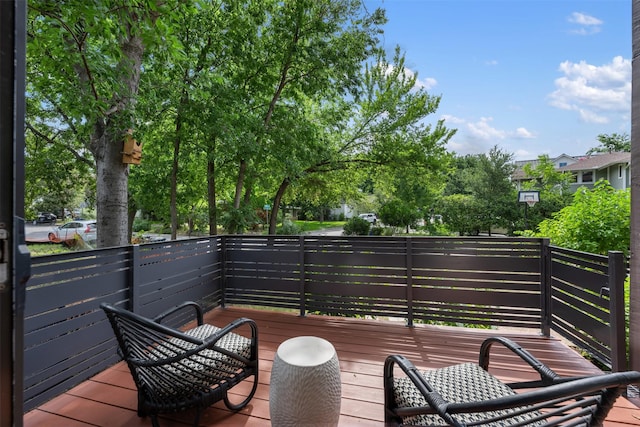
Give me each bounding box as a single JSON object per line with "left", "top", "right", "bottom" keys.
{"left": 536, "top": 180, "right": 630, "bottom": 256}
{"left": 587, "top": 132, "right": 630, "bottom": 154}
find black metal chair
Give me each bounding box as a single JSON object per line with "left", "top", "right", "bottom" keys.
{"left": 101, "top": 302, "right": 259, "bottom": 427}
{"left": 384, "top": 336, "right": 640, "bottom": 426}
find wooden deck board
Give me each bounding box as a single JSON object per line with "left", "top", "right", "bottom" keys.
{"left": 24, "top": 306, "right": 640, "bottom": 426}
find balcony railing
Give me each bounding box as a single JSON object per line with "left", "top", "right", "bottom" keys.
{"left": 23, "top": 235, "right": 626, "bottom": 413}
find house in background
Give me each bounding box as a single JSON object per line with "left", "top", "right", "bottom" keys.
{"left": 512, "top": 152, "right": 630, "bottom": 192}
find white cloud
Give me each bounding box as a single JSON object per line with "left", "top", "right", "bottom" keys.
{"left": 568, "top": 12, "right": 602, "bottom": 35}
{"left": 514, "top": 127, "right": 535, "bottom": 139}
{"left": 442, "top": 115, "right": 536, "bottom": 156}
{"left": 548, "top": 56, "right": 631, "bottom": 124}
{"left": 569, "top": 12, "right": 602, "bottom": 27}
{"left": 467, "top": 117, "right": 507, "bottom": 140}
{"left": 382, "top": 64, "right": 438, "bottom": 90}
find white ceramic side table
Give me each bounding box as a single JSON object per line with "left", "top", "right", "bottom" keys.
{"left": 269, "top": 336, "right": 341, "bottom": 426}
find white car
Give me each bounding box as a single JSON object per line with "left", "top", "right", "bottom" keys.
{"left": 49, "top": 220, "right": 97, "bottom": 244}
{"left": 358, "top": 213, "right": 377, "bottom": 224}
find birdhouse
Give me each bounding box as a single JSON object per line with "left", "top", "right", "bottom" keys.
{"left": 122, "top": 130, "right": 142, "bottom": 165}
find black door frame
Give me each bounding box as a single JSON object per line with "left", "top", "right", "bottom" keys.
{"left": 1, "top": 1, "right": 30, "bottom": 426}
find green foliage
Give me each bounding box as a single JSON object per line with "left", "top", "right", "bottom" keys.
{"left": 536, "top": 180, "right": 630, "bottom": 255}
{"left": 587, "top": 132, "right": 630, "bottom": 154}
{"left": 442, "top": 147, "right": 517, "bottom": 234}
{"left": 132, "top": 218, "right": 152, "bottom": 233}
{"left": 370, "top": 226, "right": 384, "bottom": 236}
{"left": 343, "top": 217, "right": 370, "bottom": 235}
{"left": 469, "top": 146, "right": 517, "bottom": 233}
{"left": 520, "top": 154, "right": 573, "bottom": 231}
{"left": 26, "top": 0, "right": 454, "bottom": 242}
{"left": 220, "top": 206, "right": 258, "bottom": 235}
{"left": 276, "top": 220, "right": 302, "bottom": 235}
{"left": 378, "top": 199, "right": 420, "bottom": 233}
{"left": 438, "top": 194, "right": 484, "bottom": 236}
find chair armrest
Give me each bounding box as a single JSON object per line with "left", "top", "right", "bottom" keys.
{"left": 203, "top": 317, "right": 258, "bottom": 344}
{"left": 445, "top": 370, "right": 640, "bottom": 414}
{"left": 153, "top": 301, "right": 203, "bottom": 326}
{"left": 479, "top": 336, "right": 560, "bottom": 387}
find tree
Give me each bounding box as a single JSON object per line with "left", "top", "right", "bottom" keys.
{"left": 443, "top": 147, "right": 516, "bottom": 235}
{"left": 225, "top": 1, "right": 385, "bottom": 211}
{"left": 378, "top": 199, "right": 420, "bottom": 233}
{"left": 469, "top": 146, "right": 517, "bottom": 234}
{"left": 587, "top": 132, "right": 631, "bottom": 154}
{"left": 24, "top": 131, "right": 93, "bottom": 219}
{"left": 443, "top": 155, "right": 478, "bottom": 196}
{"left": 264, "top": 46, "right": 455, "bottom": 234}
{"left": 28, "top": 0, "right": 181, "bottom": 247}
{"left": 438, "top": 194, "right": 484, "bottom": 236}
{"left": 536, "top": 180, "right": 630, "bottom": 255}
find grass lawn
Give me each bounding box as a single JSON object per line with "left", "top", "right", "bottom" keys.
{"left": 292, "top": 220, "right": 345, "bottom": 232}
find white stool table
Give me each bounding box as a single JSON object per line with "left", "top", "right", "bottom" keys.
{"left": 269, "top": 336, "right": 341, "bottom": 426}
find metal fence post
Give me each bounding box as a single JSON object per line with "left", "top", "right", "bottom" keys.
{"left": 299, "top": 236, "right": 306, "bottom": 317}
{"left": 221, "top": 235, "right": 227, "bottom": 308}
{"left": 540, "top": 238, "right": 552, "bottom": 337}
{"left": 130, "top": 245, "right": 141, "bottom": 313}
{"left": 406, "top": 237, "right": 414, "bottom": 327}
{"left": 608, "top": 251, "right": 626, "bottom": 372}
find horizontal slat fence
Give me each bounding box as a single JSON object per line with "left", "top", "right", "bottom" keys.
{"left": 24, "top": 237, "right": 223, "bottom": 411}
{"left": 549, "top": 246, "right": 626, "bottom": 370}
{"left": 224, "top": 236, "right": 546, "bottom": 328}
{"left": 23, "top": 235, "right": 627, "bottom": 412}
{"left": 410, "top": 237, "right": 543, "bottom": 329}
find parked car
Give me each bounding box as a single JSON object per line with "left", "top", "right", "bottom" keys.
{"left": 49, "top": 220, "right": 97, "bottom": 244}
{"left": 358, "top": 213, "right": 377, "bottom": 224}
{"left": 33, "top": 212, "right": 57, "bottom": 225}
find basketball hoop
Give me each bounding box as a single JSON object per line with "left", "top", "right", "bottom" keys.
{"left": 518, "top": 190, "right": 539, "bottom": 207}
{"left": 518, "top": 191, "right": 540, "bottom": 230}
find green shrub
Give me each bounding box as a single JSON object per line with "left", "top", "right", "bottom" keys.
{"left": 276, "top": 219, "right": 302, "bottom": 235}
{"left": 370, "top": 226, "right": 384, "bottom": 236}
{"left": 133, "top": 218, "right": 152, "bottom": 232}
{"left": 343, "top": 217, "right": 370, "bottom": 235}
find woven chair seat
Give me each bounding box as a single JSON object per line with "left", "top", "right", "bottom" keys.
{"left": 160, "top": 324, "right": 252, "bottom": 371}
{"left": 384, "top": 336, "right": 640, "bottom": 427}
{"left": 393, "top": 363, "right": 544, "bottom": 426}
{"left": 101, "top": 302, "right": 259, "bottom": 427}
{"left": 143, "top": 324, "right": 254, "bottom": 400}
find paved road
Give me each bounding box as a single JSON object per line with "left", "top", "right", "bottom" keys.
{"left": 25, "top": 224, "right": 55, "bottom": 243}
{"left": 307, "top": 227, "right": 343, "bottom": 236}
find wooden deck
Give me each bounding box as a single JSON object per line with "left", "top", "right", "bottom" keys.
{"left": 24, "top": 306, "right": 640, "bottom": 426}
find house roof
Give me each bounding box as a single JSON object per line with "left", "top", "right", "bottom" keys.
{"left": 557, "top": 152, "right": 630, "bottom": 172}
{"left": 511, "top": 154, "right": 579, "bottom": 180}
{"left": 511, "top": 152, "right": 629, "bottom": 181}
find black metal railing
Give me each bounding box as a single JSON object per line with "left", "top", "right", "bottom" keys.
{"left": 23, "top": 235, "right": 626, "bottom": 412}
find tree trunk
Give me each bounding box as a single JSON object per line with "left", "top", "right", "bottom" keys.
{"left": 170, "top": 113, "right": 182, "bottom": 241}
{"left": 207, "top": 157, "right": 217, "bottom": 236}
{"left": 233, "top": 159, "right": 247, "bottom": 209}
{"left": 127, "top": 194, "right": 137, "bottom": 244}
{"left": 629, "top": 0, "right": 640, "bottom": 372}
{"left": 92, "top": 120, "right": 129, "bottom": 247}
{"left": 89, "top": 24, "right": 144, "bottom": 247}
{"left": 269, "top": 178, "right": 290, "bottom": 234}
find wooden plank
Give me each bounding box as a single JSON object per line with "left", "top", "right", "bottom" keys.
{"left": 25, "top": 307, "right": 638, "bottom": 427}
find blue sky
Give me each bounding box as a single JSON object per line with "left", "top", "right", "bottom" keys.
{"left": 365, "top": 0, "right": 631, "bottom": 160}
